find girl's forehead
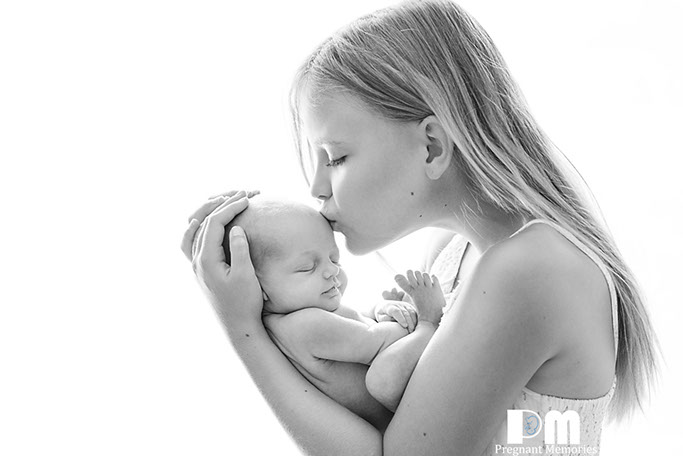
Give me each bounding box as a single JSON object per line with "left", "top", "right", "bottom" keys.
{"left": 301, "top": 92, "right": 374, "bottom": 133}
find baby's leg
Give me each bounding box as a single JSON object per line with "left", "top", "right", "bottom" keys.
{"left": 265, "top": 318, "right": 393, "bottom": 431}
{"left": 365, "top": 271, "right": 445, "bottom": 411}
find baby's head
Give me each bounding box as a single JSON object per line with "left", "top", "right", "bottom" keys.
{"left": 223, "top": 197, "right": 347, "bottom": 314}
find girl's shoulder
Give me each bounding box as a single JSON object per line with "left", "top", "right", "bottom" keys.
{"left": 475, "top": 221, "right": 614, "bottom": 358}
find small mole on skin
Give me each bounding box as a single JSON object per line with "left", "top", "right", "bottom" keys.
{"left": 245, "top": 334, "right": 250, "bottom": 337}
{"left": 410, "top": 192, "right": 414, "bottom": 196}
{"left": 423, "top": 432, "right": 427, "bottom": 437}
{"left": 419, "top": 215, "right": 422, "bottom": 218}
{"left": 304, "top": 389, "right": 308, "bottom": 393}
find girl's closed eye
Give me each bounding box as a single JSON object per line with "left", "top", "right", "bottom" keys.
{"left": 297, "top": 264, "right": 316, "bottom": 273}
{"left": 326, "top": 156, "right": 346, "bottom": 167}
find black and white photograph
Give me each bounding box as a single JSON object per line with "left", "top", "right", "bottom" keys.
{"left": 1, "top": 0, "right": 681, "bottom": 454}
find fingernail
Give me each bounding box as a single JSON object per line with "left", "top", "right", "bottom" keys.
{"left": 230, "top": 226, "right": 245, "bottom": 237}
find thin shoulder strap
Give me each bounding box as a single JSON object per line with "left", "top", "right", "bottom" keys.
{"left": 509, "top": 219, "right": 619, "bottom": 360}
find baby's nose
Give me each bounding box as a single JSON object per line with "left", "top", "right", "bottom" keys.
{"left": 323, "top": 262, "right": 340, "bottom": 279}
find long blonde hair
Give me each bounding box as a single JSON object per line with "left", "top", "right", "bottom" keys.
{"left": 289, "top": 0, "right": 659, "bottom": 422}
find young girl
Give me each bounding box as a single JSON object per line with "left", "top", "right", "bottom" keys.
{"left": 182, "top": 1, "right": 659, "bottom": 454}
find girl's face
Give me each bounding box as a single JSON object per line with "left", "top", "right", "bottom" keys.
{"left": 300, "top": 92, "right": 431, "bottom": 255}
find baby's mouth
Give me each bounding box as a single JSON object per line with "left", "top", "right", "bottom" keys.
{"left": 322, "top": 284, "right": 340, "bottom": 295}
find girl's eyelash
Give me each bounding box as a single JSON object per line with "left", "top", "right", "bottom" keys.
{"left": 326, "top": 157, "right": 346, "bottom": 167}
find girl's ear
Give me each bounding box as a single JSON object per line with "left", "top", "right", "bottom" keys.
{"left": 418, "top": 116, "right": 454, "bottom": 180}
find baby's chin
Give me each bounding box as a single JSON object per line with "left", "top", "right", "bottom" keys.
{"left": 320, "top": 296, "right": 342, "bottom": 312}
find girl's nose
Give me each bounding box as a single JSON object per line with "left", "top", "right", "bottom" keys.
{"left": 309, "top": 154, "right": 332, "bottom": 202}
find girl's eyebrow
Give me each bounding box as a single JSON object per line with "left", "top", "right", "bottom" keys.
{"left": 311, "top": 139, "right": 347, "bottom": 148}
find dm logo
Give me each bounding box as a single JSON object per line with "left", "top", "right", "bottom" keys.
{"left": 507, "top": 410, "right": 580, "bottom": 445}
{"left": 523, "top": 414, "right": 540, "bottom": 436}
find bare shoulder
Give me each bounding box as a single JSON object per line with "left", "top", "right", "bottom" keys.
{"left": 480, "top": 222, "right": 616, "bottom": 395}
{"left": 455, "top": 229, "right": 574, "bottom": 350}
{"left": 489, "top": 222, "right": 611, "bottom": 314}
{"left": 475, "top": 222, "right": 602, "bottom": 326}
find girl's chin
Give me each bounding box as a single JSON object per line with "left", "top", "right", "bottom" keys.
{"left": 343, "top": 234, "right": 391, "bottom": 256}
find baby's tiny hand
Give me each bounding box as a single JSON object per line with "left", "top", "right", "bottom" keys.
{"left": 381, "top": 287, "right": 405, "bottom": 302}
{"left": 374, "top": 299, "right": 418, "bottom": 333}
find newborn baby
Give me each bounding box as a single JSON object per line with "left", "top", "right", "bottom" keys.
{"left": 222, "top": 196, "right": 445, "bottom": 421}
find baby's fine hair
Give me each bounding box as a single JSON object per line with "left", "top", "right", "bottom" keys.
{"left": 223, "top": 197, "right": 321, "bottom": 272}
{"left": 288, "top": 0, "right": 660, "bottom": 422}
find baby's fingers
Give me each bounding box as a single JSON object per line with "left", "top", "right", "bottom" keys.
{"left": 386, "top": 305, "right": 408, "bottom": 329}
{"left": 406, "top": 306, "right": 418, "bottom": 333}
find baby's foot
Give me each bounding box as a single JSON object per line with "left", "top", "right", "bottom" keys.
{"left": 394, "top": 271, "right": 445, "bottom": 325}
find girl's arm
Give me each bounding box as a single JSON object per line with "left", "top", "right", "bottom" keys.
{"left": 226, "top": 319, "right": 383, "bottom": 456}
{"left": 185, "top": 196, "right": 561, "bottom": 455}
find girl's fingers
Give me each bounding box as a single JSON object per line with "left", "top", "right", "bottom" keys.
{"left": 209, "top": 189, "right": 260, "bottom": 199}
{"left": 187, "top": 190, "right": 246, "bottom": 224}
{"left": 187, "top": 195, "right": 228, "bottom": 224}
{"left": 192, "top": 219, "right": 210, "bottom": 274}
{"left": 181, "top": 219, "right": 200, "bottom": 261}
{"left": 226, "top": 226, "right": 256, "bottom": 277}
{"left": 196, "top": 196, "right": 250, "bottom": 270}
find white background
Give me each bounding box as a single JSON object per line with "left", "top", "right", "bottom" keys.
{"left": 1, "top": 0, "right": 681, "bottom": 454}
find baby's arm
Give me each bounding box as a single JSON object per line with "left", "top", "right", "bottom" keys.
{"left": 273, "top": 307, "right": 410, "bottom": 366}
{"left": 365, "top": 271, "right": 446, "bottom": 412}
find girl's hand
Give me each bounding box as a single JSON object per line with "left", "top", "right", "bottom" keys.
{"left": 374, "top": 293, "right": 418, "bottom": 333}
{"left": 181, "top": 190, "right": 260, "bottom": 261}
{"left": 181, "top": 190, "right": 264, "bottom": 327}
